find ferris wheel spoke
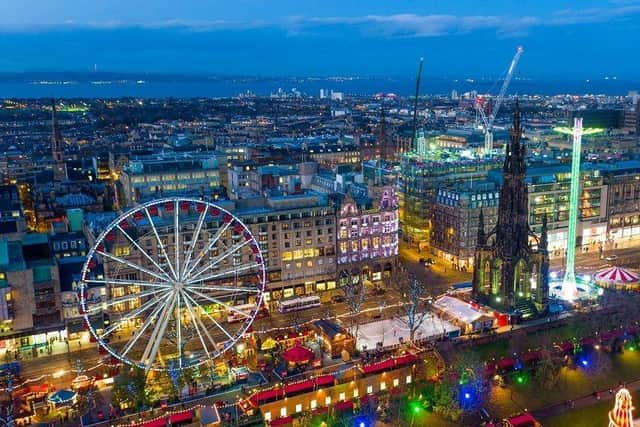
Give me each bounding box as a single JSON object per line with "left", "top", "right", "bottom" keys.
{"left": 176, "top": 291, "right": 183, "bottom": 370}
{"left": 121, "top": 294, "right": 171, "bottom": 358}
{"left": 186, "top": 262, "right": 260, "bottom": 285}
{"left": 187, "top": 288, "right": 252, "bottom": 320}
{"left": 187, "top": 240, "right": 252, "bottom": 283}
{"left": 174, "top": 200, "right": 181, "bottom": 282}
{"left": 182, "top": 221, "right": 231, "bottom": 280}
{"left": 144, "top": 206, "right": 178, "bottom": 281}
{"left": 141, "top": 291, "right": 178, "bottom": 370}
{"left": 181, "top": 291, "right": 214, "bottom": 360}
{"left": 97, "top": 250, "right": 169, "bottom": 284}
{"left": 99, "top": 293, "right": 165, "bottom": 338}
{"left": 187, "top": 284, "right": 261, "bottom": 294}
{"left": 181, "top": 208, "right": 207, "bottom": 282}
{"left": 115, "top": 223, "right": 173, "bottom": 282}
{"left": 84, "top": 278, "right": 171, "bottom": 289}
{"left": 182, "top": 291, "right": 235, "bottom": 341}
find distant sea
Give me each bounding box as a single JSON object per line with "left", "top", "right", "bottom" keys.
{"left": 0, "top": 75, "right": 637, "bottom": 98}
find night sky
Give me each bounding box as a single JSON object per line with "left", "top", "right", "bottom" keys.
{"left": 0, "top": 0, "right": 638, "bottom": 79}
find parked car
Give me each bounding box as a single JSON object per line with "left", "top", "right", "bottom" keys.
{"left": 331, "top": 294, "right": 345, "bottom": 303}
{"left": 605, "top": 254, "right": 618, "bottom": 262}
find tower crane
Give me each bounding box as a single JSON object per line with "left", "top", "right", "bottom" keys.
{"left": 476, "top": 46, "right": 524, "bottom": 156}
{"left": 411, "top": 57, "right": 424, "bottom": 152}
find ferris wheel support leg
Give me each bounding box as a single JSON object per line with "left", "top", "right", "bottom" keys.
{"left": 142, "top": 291, "right": 178, "bottom": 371}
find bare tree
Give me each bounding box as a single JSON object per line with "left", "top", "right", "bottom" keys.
{"left": 392, "top": 270, "right": 430, "bottom": 343}
{"left": 341, "top": 269, "right": 367, "bottom": 347}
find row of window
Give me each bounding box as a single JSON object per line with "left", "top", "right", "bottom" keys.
{"left": 262, "top": 376, "right": 412, "bottom": 422}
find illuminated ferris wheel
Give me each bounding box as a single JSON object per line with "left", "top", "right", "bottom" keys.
{"left": 79, "top": 197, "right": 267, "bottom": 372}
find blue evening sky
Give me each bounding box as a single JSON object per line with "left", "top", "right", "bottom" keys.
{"left": 0, "top": 0, "right": 638, "bottom": 78}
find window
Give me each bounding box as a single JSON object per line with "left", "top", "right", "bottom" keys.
{"left": 353, "top": 389, "right": 359, "bottom": 398}
{"left": 393, "top": 378, "right": 399, "bottom": 387}
{"left": 280, "top": 407, "right": 287, "bottom": 417}
{"left": 406, "top": 375, "right": 412, "bottom": 384}
{"left": 114, "top": 246, "right": 130, "bottom": 257}
{"left": 310, "top": 399, "right": 317, "bottom": 410}
{"left": 325, "top": 396, "right": 331, "bottom": 406}
{"left": 282, "top": 252, "right": 292, "bottom": 261}
{"left": 295, "top": 404, "right": 302, "bottom": 413}
{"left": 380, "top": 381, "right": 386, "bottom": 391}
{"left": 264, "top": 412, "right": 271, "bottom": 422}
{"left": 366, "top": 385, "right": 373, "bottom": 394}
{"left": 339, "top": 392, "right": 346, "bottom": 402}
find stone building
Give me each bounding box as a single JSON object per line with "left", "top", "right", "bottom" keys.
{"left": 472, "top": 104, "right": 550, "bottom": 316}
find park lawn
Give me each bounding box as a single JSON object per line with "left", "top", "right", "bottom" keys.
{"left": 540, "top": 389, "right": 640, "bottom": 427}
{"left": 488, "top": 349, "right": 640, "bottom": 419}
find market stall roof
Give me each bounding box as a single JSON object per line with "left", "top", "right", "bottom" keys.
{"left": 507, "top": 412, "right": 539, "bottom": 427}
{"left": 169, "top": 410, "right": 193, "bottom": 424}
{"left": 200, "top": 406, "right": 221, "bottom": 426}
{"left": 594, "top": 266, "right": 640, "bottom": 284}
{"left": 260, "top": 337, "right": 278, "bottom": 351}
{"left": 336, "top": 400, "right": 354, "bottom": 411}
{"left": 270, "top": 415, "right": 293, "bottom": 426}
{"left": 284, "top": 379, "right": 314, "bottom": 395}
{"left": 282, "top": 345, "right": 314, "bottom": 363}
{"left": 249, "top": 388, "right": 283, "bottom": 406}
{"left": 315, "top": 374, "right": 335, "bottom": 388}
{"left": 47, "top": 389, "right": 76, "bottom": 405}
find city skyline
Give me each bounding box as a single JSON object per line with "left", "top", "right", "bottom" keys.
{"left": 0, "top": 0, "right": 638, "bottom": 78}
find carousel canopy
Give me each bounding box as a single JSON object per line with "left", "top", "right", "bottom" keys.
{"left": 282, "top": 345, "right": 314, "bottom": 363}
{"left": 48, "top": 389, "right": 76, "bottom": 405}
{"left": 594, "top": 266, "right": 640, "bottom": 284}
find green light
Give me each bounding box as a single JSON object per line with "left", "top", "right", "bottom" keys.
{"left": 516, "top": 375, "right": 524, "bottom": 384}
{"left": 554, "top": 119, "right": 604, "bottom": 299}
{"left": 630, "top": 346, "right": 635, "bottom": 352}
{"left": 410, "top": 401, "right": 422, "bottom": 414}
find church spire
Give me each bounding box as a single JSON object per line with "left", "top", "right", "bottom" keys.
{"left": 51, "top": 99, "right": 67, "bottom": 182}
{"left": 540, "top": 213, "right": 548, "bottom": 251}
{"left": 504, "top": 99, "right": 524, "bottom": 174}
{"left": 477, "top": 209, "right": 486, "bottom": 247}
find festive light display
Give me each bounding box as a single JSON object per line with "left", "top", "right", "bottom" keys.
{"left": 553, "top": 120, "right": 603, "bottom": 300}
{"left": 609, "top": 388, "right": 635, "bottom": 427}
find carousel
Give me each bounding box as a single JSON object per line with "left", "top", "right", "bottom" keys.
{"left": 594, "top": 266, "right": 640, "bottom": 290}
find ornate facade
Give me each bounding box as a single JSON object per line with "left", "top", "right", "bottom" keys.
{"left": 472, "top": 103, "right": 550, "bottom": 315}
{"left": 337, "top": 187, "right": 399, "bottom": 286}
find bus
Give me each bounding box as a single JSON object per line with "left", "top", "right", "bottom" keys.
{"left": 277, "top": 296, "right": 321, "bottom": 313}
{"left": 227, "top": 303, "right": 270, "bottom": 323}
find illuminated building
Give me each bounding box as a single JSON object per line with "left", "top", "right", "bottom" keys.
{"left": 602, "top": 161, "right": 640, "bottom": 242}
{"left": 431, "top": 180, "right": 499, "bottom": 270}
{"left": 336, "top": 187, "right": 399, "bottom": 286}
{"left": 400, "top": 153, "right": 501, "bottom": 247}
{"left": 118, "top": 153, "right": 221, "bottom": 206}
{"left": 472, "top": 104, "right": 550, "bottom": 315}
{"left": 0, "top": 234, "right": 64, "bottom": 353}
{"left": 0, "top": 185, "right": 26, "bottom": 237}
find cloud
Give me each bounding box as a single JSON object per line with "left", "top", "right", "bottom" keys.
{"left": 1, "top": 3, "right": 639, "bottom": 38}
